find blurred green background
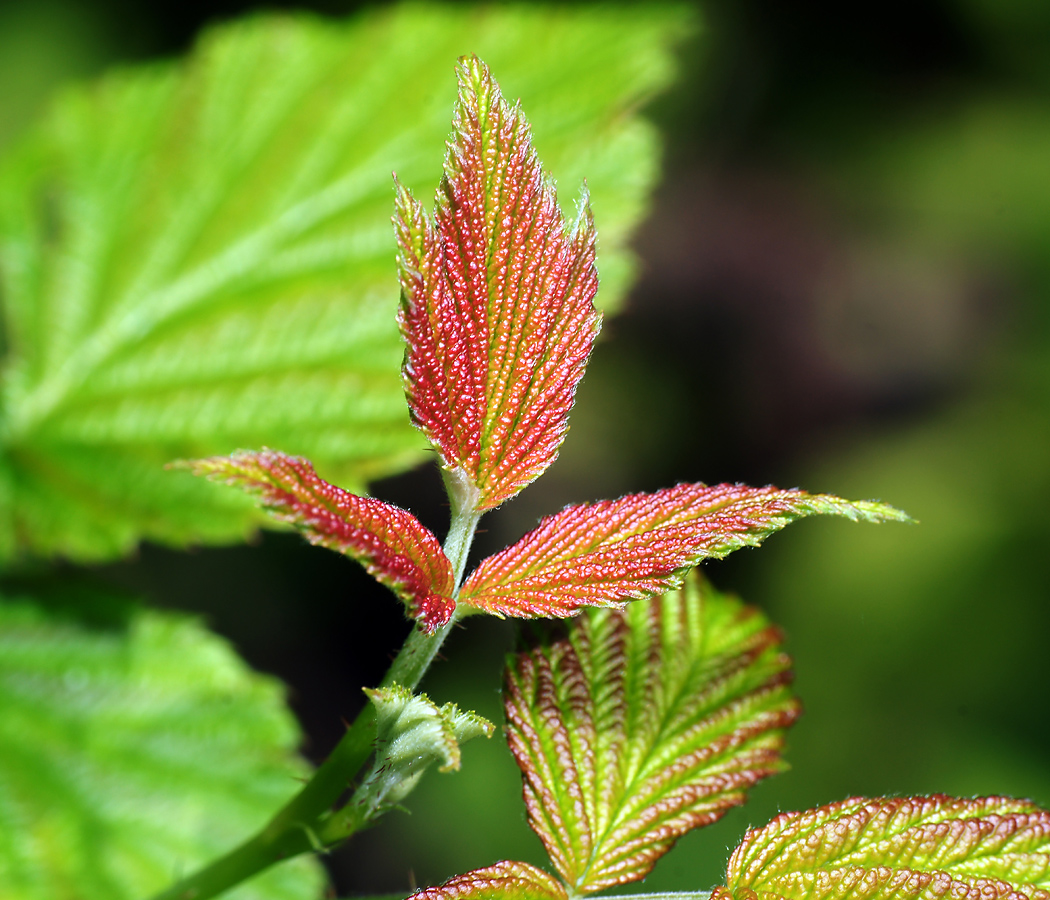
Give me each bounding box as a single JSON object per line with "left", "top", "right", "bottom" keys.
{"left": 2, "top": 0, "right": 1048, "bottom": 896}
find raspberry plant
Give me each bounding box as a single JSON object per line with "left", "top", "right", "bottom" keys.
{"left": 150, "top": 55, "right": 1050, "bottom": 900}
{"left": 2, "top": 10, "right": 1048, "bottom": 900}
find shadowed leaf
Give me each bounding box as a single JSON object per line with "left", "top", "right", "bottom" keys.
{"left": 409, "top": 861, "right": 568, "bottom": 900}
{"left": 504, "top": 572, "right": 801, "bottom": 894}
{"left": 715, "top": 795, "right": 1050, "bottom": 900}
{"left": 460, "top": 483, "right": 910, "bottom": 619}
{"left": 0, "top": 595, "right": 324, "bottom": 900}
{"left": 395, "top": 56, "right": 602, "bottom": 513}
{"left": 191, "top": 450, "right": 454, "bottom": 630}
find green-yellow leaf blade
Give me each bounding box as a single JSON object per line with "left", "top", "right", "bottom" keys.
{"left": 504, "top": 572, "right": 801, "bottom": 894}
{"left": 716, "top": 795, "right": 1050, "bottom": 900}
{"left": 410, "top": 861, "right": 568, "bottom": 900}
{"left": 0, "top": 4, "right": 691, "bottom": 563}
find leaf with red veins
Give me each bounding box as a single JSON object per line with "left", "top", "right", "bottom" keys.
{"left": 395, "top": 55, "right": 601, "bottom": 513}
{"left": 715, "top": 795, "right": 1050, "bottom": 900}
{"left": 504, "top": 573, "right": 800, "bottom": 894}
{"left": 409, "top": 861, "right": 568, "bottom": 900}
{"left": 190, "top": 450, "right": 455, "bottom": 632}
{"left": 459, "top": 483, "right": 910, "bottom": 619}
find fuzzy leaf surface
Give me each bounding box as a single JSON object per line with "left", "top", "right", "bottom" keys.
{"left": 715, "top": 795, "right": 1050, "bottom": 900}
{"left": 191, "top": 449, "right": 454, "bottom": 630}
{"left": 461, "top": 483, "right": 909, "bottom": 619}
{"left": 504, "top": 572, "right": 801, "bottom": 893}
{"left": 410, "top": 861, "right": 568, "bottom": 900}
{"left": 0, "top": 5, "right": 689, "bottom": 563}
{"left": 0, "top": 595, "right": 323, "bottom": 900}
{"left": 396, "top": 56, "right": 601, "bottom": 512}
{"left": 354, "top": 685, "right": 493, "bottom": 819}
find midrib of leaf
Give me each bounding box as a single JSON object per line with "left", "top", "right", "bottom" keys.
{"left": 9, "top": 161, "right": 395, "bottom": 438}
{"left": 10, "top": 24, "right": 455, "bottom": 438}
{"left": 475, "top": 89, "right": 564, "bottom": 467}
{"left": 582, "top": 598, "right": 775, "bottom": 885}
{"left": 581, "top": 615, "right": 690, "bottom": 879}
{"left": 120, "top": 32, "right": 358, "bottom": 310}
{"left": 45, "top": 77, "right": 178, "bottom": 376}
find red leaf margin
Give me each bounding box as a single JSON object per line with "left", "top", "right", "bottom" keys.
{"left": 713, "top": 795, "right": 1050, "bottom": 900}
{"left": 188, "top": 450, "right": 456, "bottom": 632}
{"left": 394, "top": 54, "right": 601, "bottom": 513}
{"left": 504, "top": 573, "right": 802, "bottom": 893}
{"left": 408, "top": 860, "right": 567, "bottom": 900}
{"left": 458, "top": 482, "right": 911, "bottom": 619}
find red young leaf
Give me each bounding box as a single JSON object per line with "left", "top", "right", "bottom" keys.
{"left": 191, "top": 450, "right": 455, "bottom": 631}
{"left": 715, "top": 795, "right": 1050, "bottom": 900}
{"left": 395, "top": 55, "right": 601, "bottom": 512}
{"left": 409, "top": 861, "right": 568, "bottom": 900}
{"left": 504, "top": 573, "right": 800, "bottom": 893}
{"left": 459, "top": 483, "right": 909, "bottom": 619}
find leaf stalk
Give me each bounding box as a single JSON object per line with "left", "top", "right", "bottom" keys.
{"left": 147, "top": 501, "right": 482, "bottom": 900}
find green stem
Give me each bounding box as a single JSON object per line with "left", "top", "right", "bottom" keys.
{"left": 148, "top": 502, "right": 482, "bottom": 900}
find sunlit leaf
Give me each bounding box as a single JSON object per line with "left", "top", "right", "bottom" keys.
{"left": 353, "top": 684, "right": 493, "bottom": 819}
{"left": 0, "top": 4, "right": 690, "bottom": 563}
{"left": 395, "top": 56, "right": 601, "bottom": 514}
{"left": 190, "top": 450, "right": 454, "bottom": 630}
{"left": 0, "top": 594, "right": 324, "bottom": 900}
{"left": 460, "top": 483, "right": 909, "bottom": 619}
{"left": 410, "top": 861, "right": 568, "bottom": 900}
{"left": 715, "top": 794, "right": 1050, "bottom": 900}
{"left": 504, "top": 572, "right": 800, "bottom": 894}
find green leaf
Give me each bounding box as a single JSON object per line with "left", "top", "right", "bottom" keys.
{"left": 354, "top": 684, "right": 493, "bottom": 819}
{"left": 715, "top": 795, "right": 1050, "bottom": 900}
{"left": 0, "top": 594, "right": 324, "bottom": 899}
{"left": 0, "top": 4, "right": 691, "bottom": 564}
{"left": 411, "top": 861, "right": 569, "bottom": 900}
{"left": 503, "top": 572, "right": 800, "bottom": 895}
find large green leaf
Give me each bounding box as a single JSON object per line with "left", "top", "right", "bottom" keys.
{"left": 0, "top": 4, "right": 690, "bottom": 563}
{"left": 0, "top": 595, "right": 324, "bottom": 900}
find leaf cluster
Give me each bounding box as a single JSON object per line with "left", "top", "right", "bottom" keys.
{"left": 0, "top": 5, "right": 690, "bottom": 899}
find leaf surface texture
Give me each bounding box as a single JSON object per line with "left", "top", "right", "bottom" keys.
{"left": 716, "top": 795, "right": 1050, "bottom": 900}
{"left": 503, "top": 572, "right": 801, "bottom": 893}
{"left": 191, "top": 450, "right": 455, "bottom": 630}
{"left": 0, "top": 5, "right": 688, "bottom": 562}
{"left": 411, "top": 861, "right": 568, "bottom": 900}
{"left": 396, "top": 56, "right": 601, "bottom": 511}
{"left": 460, "top": 483, "right": 909, "bottom": 618}
{"left": 0, "top": 595, "right": 323, "bottom": 900}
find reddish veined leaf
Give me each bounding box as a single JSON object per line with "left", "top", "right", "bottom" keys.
{"left": 190, "top": 450, "right": 455, "bottom": 631}
{"left": 504, "top": 573, "right": 800, "bottom": 893}
{"left": 459, "top": 483, "right": 909, "bottom": 619}
{"left": 395, "top": 55, "right": 601, "bottom": 513}
{"left": 715, "top": 795, "right": 1050, "bottom": 900}
{"left": 409, "top": 861, "right": 567, "bottom": 900}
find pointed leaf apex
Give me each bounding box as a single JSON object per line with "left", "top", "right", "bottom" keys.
{"left": 187, "top": 450, "right": 456, "bottom": 631}
{"left": 460, "top": 483, "right": 910, "bottom": 621}
{"left": 395, "top": 57, "right": 602, "bottom": 513}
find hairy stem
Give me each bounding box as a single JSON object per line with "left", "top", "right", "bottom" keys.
{"left": 148, "top": 502, "right": 482, "bottom": 900}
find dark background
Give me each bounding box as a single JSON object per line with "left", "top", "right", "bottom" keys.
{"left": 2, "top": 0, "right": 1048, "bottom": 895}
